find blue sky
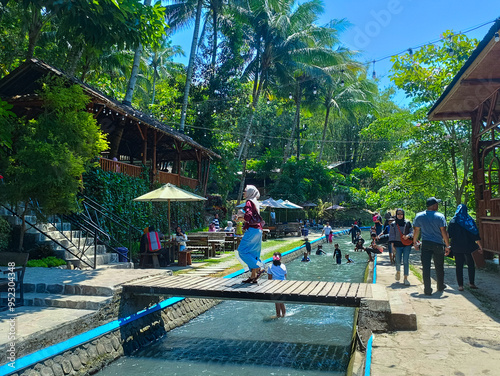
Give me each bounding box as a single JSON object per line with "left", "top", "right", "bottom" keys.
{"left": 168, "top": 0, "right": 500, "bottom": 106}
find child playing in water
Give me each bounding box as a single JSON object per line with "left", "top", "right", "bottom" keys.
{"left": 301, "top": 252, "right": 310, "bottom": 262}
{"left": 316, "top": 244, "right": 326, "bottom": 255}
{"left": 303, "top": 238, "right": 312, "bottom": 255}
{"left": 345, "top": 254, "right": 354, "bottom": 263}
{"left": 365, "top": 233, "right": 383, "bottom": 262}
{"left": 268, "top": 252, "right": 287, "bottom": 317}
{"left": 333, "top": 244, "right": 342, "bottom": 264}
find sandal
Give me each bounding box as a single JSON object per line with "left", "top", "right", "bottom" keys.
{"left": 469, "top": 284, "right": 478, "bottom": 289}
{"left": 458, "top": 286, "right": 464, "bottom": 291}
{"left": 255, "top": 269, "right": 267, "bottom": 279}
{"left": 242, "top": 278, "right": 253, "bottom": 283}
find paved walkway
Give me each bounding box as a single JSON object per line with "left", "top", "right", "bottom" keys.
{"left": 371, "top": 250, "right": 500, "bottom": 376}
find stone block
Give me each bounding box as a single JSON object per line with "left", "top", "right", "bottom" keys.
{"left": 77, "top": 350, "right": 88, "bottom": 366}
{"left": 110, "top": 336, "right": 121, "bottom": 351}
{"left": 51, "top": 363, "right": 64, "bottom": 376}
{"left": 103, "top": 340, "right": 114, "bottom": 354}
{"left": 69, "top": 355, "right": 82, "bottom": 371}
{"left": 36, "top": 283, "right": 46, "bottom": 293}
{"left": 46, "top": 284, "right": 64, "bottom": 294}
{"left": 96, "top": 343, "right": 106, "bottom": 356}
{"left": 60, "top": 359, "right": 72, "bottom": 375}
{"left": 87, "top": 345, "right": 97, "bottom": 359}
{"left": 39, "top": 366, "right": 54, "bottom": 376}
{"left": 388, "top": 291, "right": 417, "bottom": 331}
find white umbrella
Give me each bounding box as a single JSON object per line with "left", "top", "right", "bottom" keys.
{"left": 133, "top": 183, "right": 207, "bottom": 234}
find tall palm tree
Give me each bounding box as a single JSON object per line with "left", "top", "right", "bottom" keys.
{"left": 317, "top": 69, "right": 377, "bottom": 162}
{"left": 166, "top": 0, "right": 226, "bottom": 132}
{"left": 144, "top": 40, "right": 184, "bottom": 105}
{"left": 233, "top": 0, "right": 348, "bottom": 161}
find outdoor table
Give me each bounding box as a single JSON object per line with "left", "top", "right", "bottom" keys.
{"left": 207, "top": 239, "right": 224, "bottom": 257}
{"left": 161, "top": 240, "right": 180, "bottom": 265}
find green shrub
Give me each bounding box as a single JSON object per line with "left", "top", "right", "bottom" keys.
{"left": 43, "top": 256, "right": 66, "bottom": 267}
{"left": 0, "top": 217, "right": 11, "bottom": 251}
{"left": 27, "top": 259, "right": 48, "bottom": 267}
{"left": 27, "top": 256, "right": 66, "bottom": 268}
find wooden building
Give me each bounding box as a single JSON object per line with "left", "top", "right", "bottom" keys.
{"left": 428, "top": 19, "right": 500, "bottom": 257}
{"left": 0, "top": 59, "right": 219, "bottom": 194}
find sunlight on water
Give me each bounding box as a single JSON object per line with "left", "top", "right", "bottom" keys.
{"left": 98, "top": 232, "right": 369, "bottom": 376}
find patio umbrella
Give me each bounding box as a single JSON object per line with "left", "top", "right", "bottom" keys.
{"left": 276, "top": 199, "right": 303, "bottom": 222}
{"left": 326, "top": 204, "right": 345, "bottom": 210}
{"left": 133, "top": 183, "right": 207, "bottom": 234}
{"left": 301, "top": 201, "right": 317, "bottom": 208}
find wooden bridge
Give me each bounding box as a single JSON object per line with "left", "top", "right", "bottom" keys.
{"left": 123, "top": 276, "right": 372, "bottom": 307}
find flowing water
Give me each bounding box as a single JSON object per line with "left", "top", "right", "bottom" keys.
{"left": 99, "top": 232, "right": 369, "bottom": 376}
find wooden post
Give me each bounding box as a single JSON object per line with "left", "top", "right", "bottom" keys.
{"left": 142, "top": 125, "right": 148, "bottom": 165}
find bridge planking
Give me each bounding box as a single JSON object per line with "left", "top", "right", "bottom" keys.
{"left": 123, "top": 276, "right": 372, "bottom": 307}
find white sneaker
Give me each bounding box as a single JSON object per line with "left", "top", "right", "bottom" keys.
{"left": 404, "top": 279, "right": 410, "bottom": 286}
{"left": 395, "top": 271, "right": 401, "bottom": 281}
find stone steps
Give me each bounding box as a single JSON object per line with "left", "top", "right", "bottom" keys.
{"left": 21, "top": 293, "right": 112, "bottom": 310}
{"left": 24, "top": 282, "right": 115, "bottom": 297}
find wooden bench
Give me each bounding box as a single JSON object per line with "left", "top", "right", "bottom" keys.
{"left": 185, "top": 234, "right": 211, "bottom": 258}
{"left": 0, "top": 252, "right": 29, "bottom": 310}
{"left": 276, "top": 223, "right": 302, "bottom": 237}
{"left": 139, "top": 251, "right": 161, "bottom": 268}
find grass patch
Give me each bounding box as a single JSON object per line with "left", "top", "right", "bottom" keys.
{"left": 444, "top": 257, "right": 456, "bottom": 266}
{"left": 410, "top": 264, "right": 423, "bottom": 282}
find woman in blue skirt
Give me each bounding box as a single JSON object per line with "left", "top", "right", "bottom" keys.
{"left": 236, "top": 185, "right": 265, "bottom": 283}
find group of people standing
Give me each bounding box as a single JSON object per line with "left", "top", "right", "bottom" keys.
{"left": 364, "top": 197, "right": 483, "bottom": 294}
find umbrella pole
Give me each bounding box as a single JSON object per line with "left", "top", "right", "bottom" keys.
{"left": 168, "top": 200, "right": 171, "bottom": 237}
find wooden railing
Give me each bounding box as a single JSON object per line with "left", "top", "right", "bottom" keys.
{"left": 99, "top": 158, "right": 200, "bottom": 190}
{"left": 180, "top": 176, "right": 198, "bottom": 190}
{"left": 99, "top": 158, "right": 142, "bottom": 178}
{"left": 157, "top": 171, "right": 180, "bottom": 185}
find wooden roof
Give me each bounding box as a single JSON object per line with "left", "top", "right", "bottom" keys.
{"left": 0, "top": 59, "right": 220, "bottom": 160}
{"left": 428, "top": 18, "right": 500, "bottom": 121}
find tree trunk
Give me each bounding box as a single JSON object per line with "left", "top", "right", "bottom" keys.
{"left": 237, "top": 74, "right": 264, "bottom": 160}
{"left": 26, "top": 6, "right": 43, "bottom": 60}
{"left": 318, "top": 105, "right": 331, "bottom": 162}
{"left": 179, "top": 0, "right": 203, "bottom": 133}
{"left": 236, "top": 158, "right": 247, "bottom": 205}
{"left": 17, "top": 203, "right": 28, "bottom": 252}
{"left": 123, "top": 0, "right": 152, "bottom": 106}
{"left": 151, "top": 72, "right": 157, "bottom": 105}
{"left": 211, "top": 9, "right": 218, "bottom": 75}
{"left": 66, "top": 44, "right": 83, "bottom": 77}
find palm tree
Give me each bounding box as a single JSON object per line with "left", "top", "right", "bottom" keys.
{"left": 144, "top": 40, "right": 184, "bottom": 105}
{"left": 166, "top": 0, "right": 226, "bottom": 132}
{"left": 317, "top": 69, "right": 377, "bottom": 162}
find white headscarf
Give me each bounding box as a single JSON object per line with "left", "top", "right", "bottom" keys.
{"left": 245, "top": 185, "right": 260, "bottom": 214}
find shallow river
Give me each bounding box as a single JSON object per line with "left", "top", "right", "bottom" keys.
{"left": 98, "top": 232, "right": 369, "bottom": 376}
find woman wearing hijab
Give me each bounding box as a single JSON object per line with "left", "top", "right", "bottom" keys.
{"left": 236, "top": 185, "right": 265, "bottom": 283}
{"left": 388, "top": 208, "right": 414, "bottom": 286}
{"left": 448, "top": 204, "right": 483, "bottom": 291}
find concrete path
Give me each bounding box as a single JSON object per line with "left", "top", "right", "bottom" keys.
{"left": 370, "top": 250, "right": 500, "bottom": 376}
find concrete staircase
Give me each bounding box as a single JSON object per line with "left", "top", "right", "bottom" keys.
{"left": 20, "top": 281, "right": 114, "bottom": 310}
{"left": 0, "top": 205, "right": 118, "bottom": 268}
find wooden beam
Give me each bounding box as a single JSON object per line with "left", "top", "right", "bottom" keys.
{"left": 460, "top": 78, "right": 500, "bottom": 86}
{"left": 430, "top": 111, "right": 473, "bottom": 120}
{"left": 153, "top": 131, "right": 157, "bottom": 177}
{"left": 142, "top": 125, "right": 148, "bottom": 165}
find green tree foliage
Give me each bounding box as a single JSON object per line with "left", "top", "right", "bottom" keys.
{"left": 270, "top": 154, "right": 334, "bottom": 203}
{"left": 0, "top": 78, "right": 108, "bottom": 249}
{"left": 388, "top": 31, "right": 479, "bottom": 208}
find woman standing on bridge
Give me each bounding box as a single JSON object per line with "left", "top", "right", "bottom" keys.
{"left": 236, "top": 185, "right": 265, "bottom": 283}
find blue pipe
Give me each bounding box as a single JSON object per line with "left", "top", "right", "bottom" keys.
{"left": 373, "top": 255, "right": 377, "bottom": 284}
{"left": 364, "top": 334, "right": 374, "bottom": 376}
